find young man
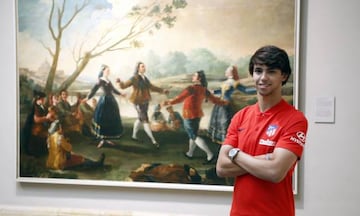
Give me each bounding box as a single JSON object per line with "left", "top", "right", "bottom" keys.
{"left": 164, "top": 70, "right": 228, "bottom": 164}
{"left": 56, "top": 89, "right": 79, "bottom": 133}
{"left": 56, "top": 89, "right": 73, "bottom": 121}
{"left": 216, "top": 45, "right": 308, "bottom": 216}
{"left": 117, "top": 62, "right": 168, "bottom": 148}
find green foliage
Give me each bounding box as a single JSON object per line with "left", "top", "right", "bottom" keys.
{"left": 235, "top": 55, "right": 252, "bottom": 78}
{"left": 149, "top": 5, "right": 161, "bottom": 15}
{"left": 185, "top": 48, "right": 218, "bottom": 73}
{"left": 163, "top": 4, "right": 173, "bottom": 13}
{"left": 172, "top": 0, "right": 188, "bottom": 9}
{"left": 158, "top": 51, "right": 188, "bottom": 76}
{"left": 147, "top": 48, "right": 245, "bottom": 79}
{"left": 154, "top": 22, "right": 162, "bottom": 29}
{"left": 130, "top": 1, "right": 188, "bottom": 30}
{"left": 162, "top": 15, "right": 177, "bottom": 28}
{"left": 131, "top": 5, "right": 141, "bottom": 13}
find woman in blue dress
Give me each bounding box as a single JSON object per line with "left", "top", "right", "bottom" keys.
{"left": 207, "top": 65, "right": 241, "bottom": 144}
{"left": 85, "top": 64, "right": 124, "bottom": 148}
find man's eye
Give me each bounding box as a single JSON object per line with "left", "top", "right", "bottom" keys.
{"left": 268, "top": 70, "right": 277, "bottom": 74}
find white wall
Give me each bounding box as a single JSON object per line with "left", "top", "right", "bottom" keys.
{"left": 1, "top": 0, "right": 360, "bottom": 215}
{"left": 297, "top": 0, "right": 360, "bottom": 215}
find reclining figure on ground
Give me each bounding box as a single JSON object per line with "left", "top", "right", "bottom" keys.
{"left": 129, "top": 163, "right": 202, "bottom": 184}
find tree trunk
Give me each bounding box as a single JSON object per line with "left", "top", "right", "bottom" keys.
{"left": 55, "top": 53, "right": 91, "bottom": 92}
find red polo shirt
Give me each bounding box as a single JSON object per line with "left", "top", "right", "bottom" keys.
{"left": 224, "top": 99, "right": 308, "bottom": 216}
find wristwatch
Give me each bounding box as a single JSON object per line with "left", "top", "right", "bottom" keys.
{"left": 228, "top": 148, "right": 240, "bottom": 161}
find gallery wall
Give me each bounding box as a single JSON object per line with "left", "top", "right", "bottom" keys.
{"left": 1, "top": 0, "right": 360, "bottom": 215}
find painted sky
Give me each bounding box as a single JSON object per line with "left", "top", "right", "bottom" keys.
{"left": 17, "top": 0, "right": 297, "bottom": 81}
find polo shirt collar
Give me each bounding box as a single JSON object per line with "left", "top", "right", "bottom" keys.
{"left": 255, "top": 99, "right": 288, "bottom": 116}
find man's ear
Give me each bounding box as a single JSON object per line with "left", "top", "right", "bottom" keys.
{"left": 282, "top": 73, "right": 289, "bottom": 82}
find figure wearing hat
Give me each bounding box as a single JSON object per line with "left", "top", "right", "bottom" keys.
{"left": 22, "top": 90, "right": 54, "bottom": 156}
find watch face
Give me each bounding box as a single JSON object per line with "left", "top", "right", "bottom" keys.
{"left": 229, "top": 148, "right": 239, "bottom": 160}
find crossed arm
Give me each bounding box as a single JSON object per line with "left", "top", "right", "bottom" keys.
{"left": 216, "top": 144, "right": 298, "bottom": 183}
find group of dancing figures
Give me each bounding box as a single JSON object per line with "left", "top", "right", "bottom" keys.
{"left": 89, "top": 62, "right": 245, "bottom": 164}
{"left": 22, "top": 61, "right": 248, "bottom": 169}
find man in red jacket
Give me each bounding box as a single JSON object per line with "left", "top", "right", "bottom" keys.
{"left": 164, "top": 70, "right": 228, "bottom": 164}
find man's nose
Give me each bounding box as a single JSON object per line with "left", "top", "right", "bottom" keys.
{"left": 260, "top": 72, "right": 269, "bottom": 80}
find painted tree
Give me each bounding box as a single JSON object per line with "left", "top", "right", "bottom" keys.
{"left": 43, "top": 0, "right": 187, "bottom": 94}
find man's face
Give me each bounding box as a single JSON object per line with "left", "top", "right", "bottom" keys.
{"left": 138, "top": 63, "right": 146, "bottom": 74}
{"left": 252, "top": 64, "right": 286, "bottom": 97}
{"left": 37, "top": 97, "right": 45, "bottom": 105}
{"left": 192, "top": 72, "right": 200, "bottom": 82}
{"left": 61, "top": 91, "right": 68, "bottom": 100}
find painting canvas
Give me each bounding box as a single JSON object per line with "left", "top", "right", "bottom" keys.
{"left": 17, "top": 0, "right": 300, "bottom": 192}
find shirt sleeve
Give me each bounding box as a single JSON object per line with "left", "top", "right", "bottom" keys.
{"left": 170, "top": 86, "right": 192, "bottom": 105}
{"left": 118, "top": 77, "right": 133, "bottom": 89}
{"left": 276, "top": 112, "right": 308, "bottom": 159}
{"left": 207, "top": 90, "right": 227, "bottom": 105}
{"left": 149, "top": 82, "right": 164, "bottom": 93}
{"left": 87, "top": 80, "right": 101, "bottom": 99}
{"left": 110, "top": 82, "right": 122, "bottom": 95}
{"left": 223, "top": 110, "right": 242, "bottom": 147}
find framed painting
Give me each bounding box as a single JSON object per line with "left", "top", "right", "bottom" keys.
{"left": 16, "top": 0, "right": 301, "bottom": 192}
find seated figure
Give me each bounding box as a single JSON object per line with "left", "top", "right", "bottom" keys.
{"left": 46, "top": 120, "right": 105, "bottom": 170}
{"left": 150, "top": 104, "right": 168, "bottom": 132}
{"left": 166, "top": 105, "right": 184, "bottom": 131}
